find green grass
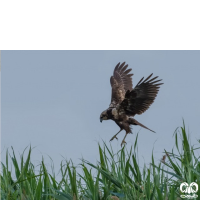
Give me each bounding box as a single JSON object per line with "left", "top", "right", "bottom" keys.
{"left": 1, "top": 121, "right": 200, "bottom": 200}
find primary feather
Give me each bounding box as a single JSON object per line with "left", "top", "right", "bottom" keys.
{"left": 119, "top": 73, "right": 163, "bottom": 116}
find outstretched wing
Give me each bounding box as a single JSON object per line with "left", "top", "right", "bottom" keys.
{"left": 109, "top": 62, "right": 133, "bottom": 108}
{"left": 119, "top": 74, "right": 163, "bottom": 116}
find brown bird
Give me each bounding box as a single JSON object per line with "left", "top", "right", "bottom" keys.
{"left": 100, "top": 62, "right": 163, "bottom": 146}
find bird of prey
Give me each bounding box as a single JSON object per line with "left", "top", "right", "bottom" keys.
{"left": 100, "top": 62, "right": 163, "bottom": 146}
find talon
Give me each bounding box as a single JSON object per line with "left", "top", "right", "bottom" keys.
{"left": 110, "top": 135, "right": 118, "bottom": 141}
{"left": 121, "top": 140, "right": 127, "bottom": 147}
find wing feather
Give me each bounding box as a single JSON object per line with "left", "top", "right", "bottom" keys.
{"left": 119, "top": 74, "right": 163, "bottom": 115}
{"left": 109, "top": 62, "right": 133, "bottom": 108}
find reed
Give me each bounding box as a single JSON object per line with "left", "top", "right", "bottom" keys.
{"left": 1, "top": 121, "right": 199, "bottom": 200}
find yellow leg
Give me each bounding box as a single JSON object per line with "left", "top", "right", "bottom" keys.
{"left": 121, "top": 132, "right": 128, "bottom": 147}
{"left": 110, "top": 129, "right": 122, "bottom": 141}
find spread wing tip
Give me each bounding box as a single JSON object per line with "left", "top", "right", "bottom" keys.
{"left": 114, "top": 61, "right": 128, "bottom": 71}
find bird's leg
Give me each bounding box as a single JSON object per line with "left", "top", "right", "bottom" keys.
{"left": 121, "top": 132, "right": 128, "bottom": 147}
{"left": 110, "top": 129, "right": 122, "bottom": 141}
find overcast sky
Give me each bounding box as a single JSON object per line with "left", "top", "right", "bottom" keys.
{"left": 1, "top": 51, "right": 200, "bottom": 173}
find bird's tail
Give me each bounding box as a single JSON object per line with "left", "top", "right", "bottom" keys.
{"left": 129, "top": 118, "right": 156, "bottom": 133}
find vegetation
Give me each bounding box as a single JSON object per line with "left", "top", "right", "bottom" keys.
{"left": 1, "top": 122, "right": 200, "bottom": 200}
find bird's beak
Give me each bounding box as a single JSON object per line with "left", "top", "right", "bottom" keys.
{"left": 100, "top": 117, "right": 103, "bottom": 123}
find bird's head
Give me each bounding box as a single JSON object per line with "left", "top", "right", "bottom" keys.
{"left": 100, "top": 110, "right": 108, "bottom": 122}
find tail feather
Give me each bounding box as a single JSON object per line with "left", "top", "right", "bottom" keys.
{"left": 129, "top": 118, "right": 156, "bottom": 133}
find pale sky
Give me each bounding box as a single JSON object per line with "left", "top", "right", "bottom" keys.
{"left": 1, "top": 51, "right": 200, "bottom": 173}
